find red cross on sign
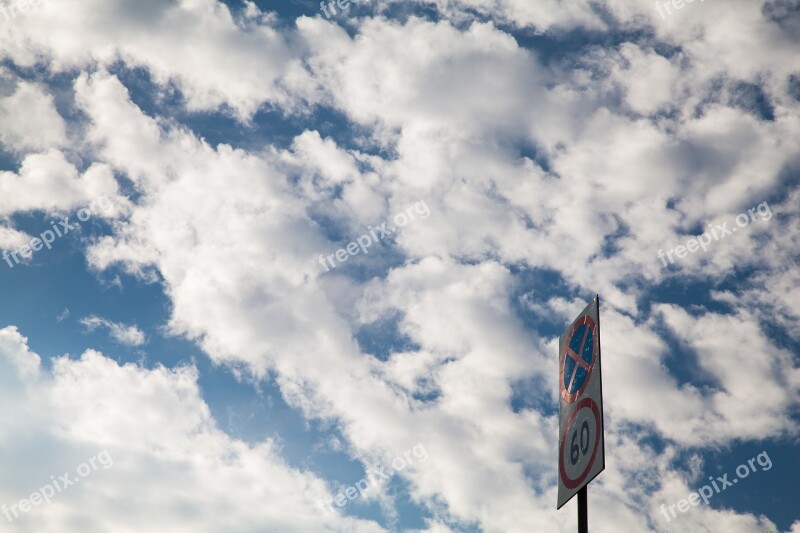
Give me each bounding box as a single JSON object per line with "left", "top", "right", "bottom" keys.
{"left": 559, "top": 315, "right": 598, "bottom": 403}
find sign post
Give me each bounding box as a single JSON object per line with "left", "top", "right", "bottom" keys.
{"left": 557, "top": 295, "right": 605, "bottom": 533}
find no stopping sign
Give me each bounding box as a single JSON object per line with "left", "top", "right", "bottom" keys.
{"left": 560, "top": 315, "right": 598, "bottom": 403}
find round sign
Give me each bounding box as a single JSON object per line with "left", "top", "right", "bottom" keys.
{"left": 559, "top": 315, "right": 598, "bottom": 403}
{"left": 559, "top": 397, "right": 601, "bottom": 489}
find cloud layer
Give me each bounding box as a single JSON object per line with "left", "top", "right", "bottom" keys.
{"left": 0, "top": 0, "right": 798, "bottom": 531}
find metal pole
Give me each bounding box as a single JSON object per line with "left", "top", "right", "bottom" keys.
{"left": 578, "top": 486, "right": 588, "bottom": 533}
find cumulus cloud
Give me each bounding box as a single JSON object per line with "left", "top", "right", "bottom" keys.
{"left": 0, "top": 225, "right": 32, "bottom": 251}
{"left": 0, "top": 326, "right": 387, "bottom": 532}
{"left": 0, "top": 151, "right": 122, "bottom": 217}
{"left": 80, "top": 316, "right": 146, "bottom": 346}
{"left": 0, "top": 72, "right": 66, "bottom": 152}
{"left": 0, "top": 0, "right": 796, "bottom": 531}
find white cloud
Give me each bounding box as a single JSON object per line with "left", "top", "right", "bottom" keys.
{"left": 0, "top": 326, "right": 385, "bottom": 532}
{"left": 0, "top": 225, "right": 32, "bottom": 251}
{"left": 0, "top": 0, "right": 796, "bottom": 531}
{"left": 0, "top": 72, "right": 66, "bottom": 152}
{"left": 63, "top": 15, "right": 798, "bottom": 531}
{"left": 0, "top": 150, "right": 122, "bottom": 217}
{"left": 80, "top": 316, "right": 146, "bottom": 346}
{"left": 0, "top": 0, "right": 312, "bottom": 119}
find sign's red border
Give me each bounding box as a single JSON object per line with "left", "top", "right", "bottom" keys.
{"left": 558, "top": 397, "right": 601, "bottom": 489}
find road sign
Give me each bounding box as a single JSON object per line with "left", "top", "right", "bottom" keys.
{"left": 557, "top": 295, "right": 605, "bottom": 510}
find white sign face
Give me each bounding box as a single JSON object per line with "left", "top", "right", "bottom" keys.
{"left": 557, "top": 296, "right": 605, "bottom": 510}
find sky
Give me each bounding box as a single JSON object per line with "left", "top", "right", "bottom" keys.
{"left": 0, "top": 0, "right": 798, "bottom": 531}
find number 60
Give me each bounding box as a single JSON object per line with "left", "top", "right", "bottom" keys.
{"left": 570, "top": 420, "right": 590, "bottom": 465}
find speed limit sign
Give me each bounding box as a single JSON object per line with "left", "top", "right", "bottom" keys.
{"left": 557, "top": 296, "right": 605, "bottom": 510}
{"left": 559, "top": 398, "right": 601, "bottom": 490}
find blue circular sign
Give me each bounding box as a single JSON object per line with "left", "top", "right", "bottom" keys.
{"left": 560, "top": 315, "right": 597, "bottom": 402}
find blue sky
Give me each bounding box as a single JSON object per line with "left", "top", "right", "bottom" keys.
{"left": 0, "top": 0, "right": 798, "bottom": 531}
